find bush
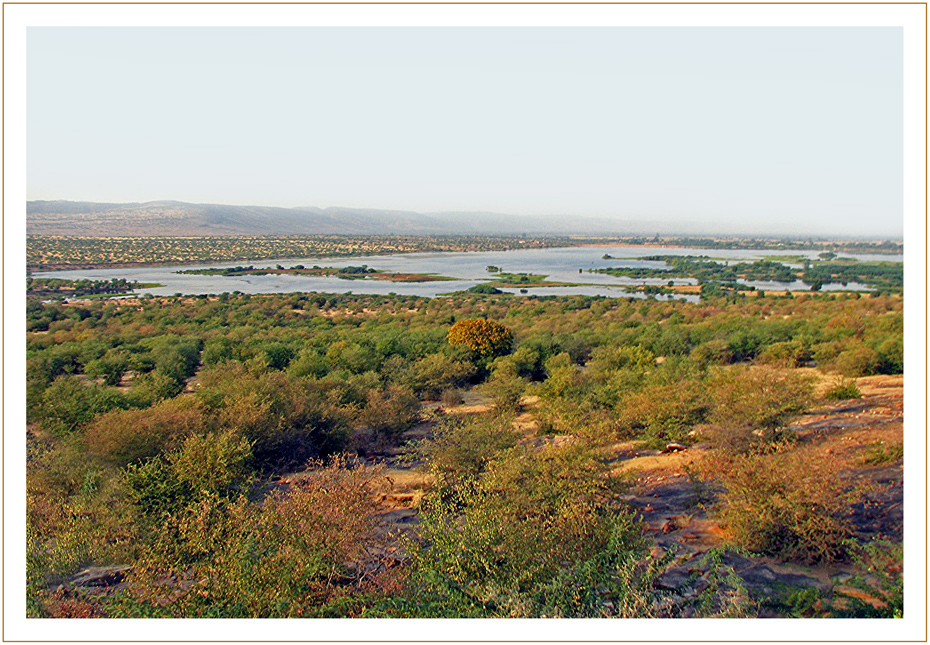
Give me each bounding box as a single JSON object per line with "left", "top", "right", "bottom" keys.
{"left": 617, "top": 378, "right": 709, "bottom": 446}
{"left": 478, "top": 364, "right": 527, "bottom": 415}
{"left": 357, "top": 385, "right": 420, "bottom": 438}
{"left": 384, "top": 444, "right": 675, "bottom": 618}
{"left": 412, "top": 415, "right": 519, "bottom": 489}
{"left": 39, "top": 376, "right": 127, "bottom": 435}
{"left": 197, "top": 365, "right": 351, "bottom": 472}
{"left": 690, "top": 339, "right": 735, "bottom": 366}
{"left": 707, "top": 366, "right": 814, "bottom": 433}
{"left": 401, "top": 353, "right": 476, "bottom": 399}
{"left": 118, "top": 457, "right": 386, "bottom": 618}
{"left": 833, "top": 343, "right": 881, "bottom": 377}
{"left": 823, "top": 378, "right": 862, "bottom": 400}
{"left": 439, "top": 388, "right": 464, "bottom": 408}
{"left": 757, "top": 340, "right": 810, "bottom": 368}
{"left": 709, "top": 447, "right": 865, "bottom": 563}
{"left": 85, "top": 397, "right": 209, "bottom": 466}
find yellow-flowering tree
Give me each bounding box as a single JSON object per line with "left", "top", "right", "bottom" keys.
{"left": 447, "top": 318, "right": 513, "bottom": 358}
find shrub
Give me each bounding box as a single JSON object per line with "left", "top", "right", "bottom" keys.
{"left": 85, "top": 397, "right": 209, "bottom": 466}
{"left": 757, "top": 340, "right": 810, "bottom": 368}
{"left": 383, "top": 444, "right": 676, "bottom": 618}
{"left": 412, "top": 415, "right": 519, "bottom": 489}
{"left": 833, "top": 343, "right": 881, "bottom": 377}
{"left": 357, "top": 385, "right": 420, "bottom": 438}
{"left": 823, "top": 378, "right": 862, "bottom": 401}
{"left": 39, "top": 376, "right": 127, "bottom": 435}
{"left": 710, "top": 447, "right": 865, "bottom": 563}
{"left": 197, "top": 365, "right": 351, "bottom": 472}
{"left": 401, "top": 353, "right": 476, "bottom": 399}
{"left": 439, "top": 388, "right": 464, "bottom": 408}
{"left": 690, "top": 339, "right": 735, "bottom": 366}
{"left": 118, "top": 456, "right": 386, "bottom": 618}
{"left": 478, "top": 363, "right": 527, "bottom": 415}
{"left": 707, "top": 366, "right": 814, "bottom": 433}
{"left": 617, "top": 378, "right": 709, "bottom": 446}
{"left": 587, "top": 345, "right": 655, "bottom": 372}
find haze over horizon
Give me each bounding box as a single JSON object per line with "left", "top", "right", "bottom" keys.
{"left": 28, "top": 26, "right": 904, "bottom": 238}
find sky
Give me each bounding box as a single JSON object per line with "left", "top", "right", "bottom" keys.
{"left": 27, "top": 26, "right": 903, "bottom": 236}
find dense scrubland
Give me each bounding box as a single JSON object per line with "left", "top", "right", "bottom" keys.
{"left": 26, "top": 287, "right": 903, "bottom": 618}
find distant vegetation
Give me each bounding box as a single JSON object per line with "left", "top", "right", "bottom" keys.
{"left": 26, "top": 277, "right": 155, "bottom": 299}
{"left": 26, "top": 235, "right": 568, "bottom": 271}
{"left": 595, "top": 256, "right": 903, "bottom": 294}
{"left": 176, "top": 265, "right": 454, "bottom": 283}
{"left": 27, "top": 235, "right": 902, "bottom": 271}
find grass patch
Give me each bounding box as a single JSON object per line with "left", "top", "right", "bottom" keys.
{"left": 823, "top": 378, "right": 862, "bottom": 400}
{"left": 859, "top": 441, "right": 904, "bottom": 466}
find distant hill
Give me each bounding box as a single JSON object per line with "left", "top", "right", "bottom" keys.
{"left": 26, "top": 200, "right": 664, "bottom": 237}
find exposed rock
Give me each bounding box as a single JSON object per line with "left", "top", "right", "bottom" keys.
{"left": 64, "top": 565, "right": 132, "bottom": 592}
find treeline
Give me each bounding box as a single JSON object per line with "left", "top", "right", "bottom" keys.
{"left": 27, "top": 235, "right": 902, "bottom": 272}
{"left": 26, "top": 235, "right": 568, "bottom": 270}
{"left": 26, "top": 277, "right": 140, "bottom": 298}
{"left": 617, "top": 237, "right": 902, "bottom": 254}
{"left": 26, "top": 290, "right": 903, "bottom": 617}
{"left": 596, "top": 256, "right": 903, "bottom": 294}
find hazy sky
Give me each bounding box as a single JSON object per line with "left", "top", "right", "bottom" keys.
{"left": 27, "top": 27, "right": 903, "bottom": 236}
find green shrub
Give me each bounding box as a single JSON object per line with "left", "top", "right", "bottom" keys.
{"left": 833, "top": 343, "right": 881, "bottom": 377}
{"left": 412, "top": 415, "right": 519, "bottom": 489}
{"left": 710, "top": 447, "right": 865, "bottom": 563}
{"left": 690, "top": 339, "right": 735, "bottom": 366}
{"left": 357, "top": 385, "right": 420, "bottom": 437}
{"left": 757, "top": 340, "right": 810, "bottom": 368}
{"left": 401, "top": 353, "right": 476, "bottom": 399}
{"left": 707, "top": 366, "right": 814, "bottom": 433}
{"left": 118, "top": 457, "right": 385, "bottom": 618}
{"left": 85, "top": 396, "right": 209, "bottom": 466}
{"left": 479, "top": 363, "right": 527, "bottom": 415}
{"left": 39, "top": 376, "right": 127, "bottom": 435}
{"left": 823, "top": 378, "right": 861, "bottom": 400}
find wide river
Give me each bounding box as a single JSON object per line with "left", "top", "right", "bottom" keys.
{"left": 34, "top": 245, "right": 901, "bottom": 301}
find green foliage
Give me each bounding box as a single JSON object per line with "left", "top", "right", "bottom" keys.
{"left": 618, "top": 377, "right": 709, "bottom": 446}
{"left": 400, "top": 353, "right": 476, "bottom": 399}
{"left": 388, "top": 444, "right": 654, "bottom": 618}
{"left": 823, "top": 378, "right": 862, "bottom": 400}
{"left": 479, "top": 363, "right": 527, "bottom": 414}
{"left": 39, "top": 376, "right": 128, "bottom": 435}
{"left": 357, "top": 384, "right": 420, "bottom": 437}
{"left": 116, "top": 457, "right": 385, "bottom": 618}
{"left": 85, "top": 396, "right": 209, "bottom": 466}
{"left": 709, "top": 446, "right": 865, "bottom": 563}
{"left": 467, "top": 283, "right": 503, "bottom": 294}
{"left": 707, "top": 366, "right": 814, "bottom": 432}
{"left": 689, "top": 339, "right": 735, "bottom": 366}
{"left": 23, "top": 287, "right": 905, "bottom": 618}
{"left": 197, "top": 364, "right": 351, "bottom": 472}
{"left": 757, "top": 340, "right": 810, "bottom": 368}
{"left": 412, "top": 415, "right": 520, "bottom": 489}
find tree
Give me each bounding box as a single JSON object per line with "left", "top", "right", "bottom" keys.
{"left": 446, "top": 319, "right": 513, "bottom": 358}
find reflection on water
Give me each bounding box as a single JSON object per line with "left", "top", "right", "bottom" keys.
{"left": 33, "top": 245, "right": 898, "bottom": 301}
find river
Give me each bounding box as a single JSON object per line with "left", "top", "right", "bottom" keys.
{"left": 33, "top": 245, "right": 899, "bottom": 300}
